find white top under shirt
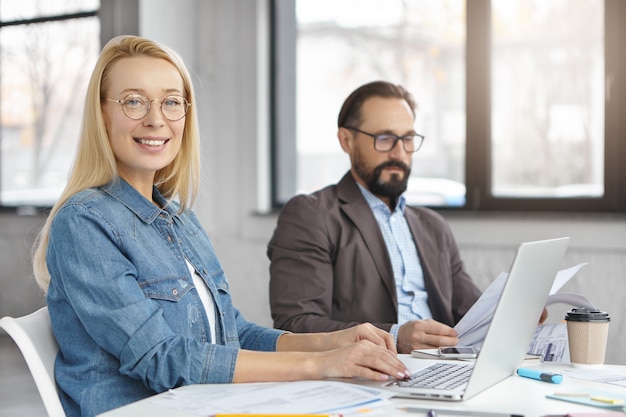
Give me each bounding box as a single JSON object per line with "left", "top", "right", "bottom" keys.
{"left": 186, "top": 259, "right": 217, "bottom": 343}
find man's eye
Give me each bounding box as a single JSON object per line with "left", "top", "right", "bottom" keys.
{"left": 376, "top": 135, "right": 395, "bottom": 143}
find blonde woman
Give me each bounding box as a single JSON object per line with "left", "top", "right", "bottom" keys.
{"left": 32, "top": 36, "right": 409, "bottom": 417}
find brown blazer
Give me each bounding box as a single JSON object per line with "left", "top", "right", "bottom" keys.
{"left": 268, "top": 172, "right": 482, "bottom": 333}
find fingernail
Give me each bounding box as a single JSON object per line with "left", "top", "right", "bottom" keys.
{"left": 405, "top": 370, "right": 412, "bottom": 377}
{"left": 397, "top": 371, "right": 406, "bottom": 378}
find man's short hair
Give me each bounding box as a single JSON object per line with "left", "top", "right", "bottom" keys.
{"left": 337, "top": 80, "right": 416, "bottom": 129}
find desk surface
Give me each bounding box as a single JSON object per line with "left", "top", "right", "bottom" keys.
{"left": 98, "top": 358, "right": 626, "bottom": 417}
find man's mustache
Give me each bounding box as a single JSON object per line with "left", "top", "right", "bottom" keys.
{"left": 374, "top": 160, "right": 411, "bottom": 176}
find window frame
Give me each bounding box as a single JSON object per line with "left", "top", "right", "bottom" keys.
{"left": 0, "top": 0, "right": 139, "bottom": 211}
{"left": 271, "top": 0, "right": 626, "bottom": 213}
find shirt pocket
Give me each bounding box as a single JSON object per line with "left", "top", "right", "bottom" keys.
{"left": 139, "top": 276, "right": 203, "bottom": 339}
{"left": 140, "top": 275, "right": 193, "bottom": 301}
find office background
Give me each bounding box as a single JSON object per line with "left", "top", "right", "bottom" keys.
{"left": 1, "top": 0, "right": 625, "bottom": 367}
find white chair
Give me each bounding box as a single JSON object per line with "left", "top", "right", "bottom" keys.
{"left": 0, "top": 306, "right": 66, "bottom": 417}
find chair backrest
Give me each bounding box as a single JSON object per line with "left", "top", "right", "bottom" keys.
{"left": 0, "top": 306, "right": 66, "bottom": 417}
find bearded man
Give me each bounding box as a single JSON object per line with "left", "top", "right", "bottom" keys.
{"left": 267, "top": 81, "right": 482, "bottom": 353}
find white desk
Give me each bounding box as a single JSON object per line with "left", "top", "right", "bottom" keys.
{"left": 98, "top": 357, "right": 626, "bottom": 417}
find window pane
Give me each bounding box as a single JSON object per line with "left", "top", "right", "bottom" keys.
{"left": 491, "top": 0, "right": 604, "bottom": 199}
{"left": 296, "top": 0, "right": 466, "bottom": 207}
{"left": 0, "top": 0, "right": 98, "bottom": 21}
{"left": 1, "top": 14, "right": 100, "bottom": 206}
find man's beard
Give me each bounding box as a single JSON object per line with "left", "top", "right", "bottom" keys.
{"left": 354, "top": 156, "right": 411, "bottom": 200}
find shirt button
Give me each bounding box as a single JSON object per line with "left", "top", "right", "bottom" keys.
{"left": 172, "top": 288, "right": 179, "bottom": 296}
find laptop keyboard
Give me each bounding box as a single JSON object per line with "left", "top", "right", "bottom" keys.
{"left": 396, "top": 362, "right": 474, "bottom": 390}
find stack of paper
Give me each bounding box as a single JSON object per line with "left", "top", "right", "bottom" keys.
{"left": 152, "top": 380, "right": 394, "bottom": 416}
{"left": 455, "top": 263, "right": 588, "bottom": 348}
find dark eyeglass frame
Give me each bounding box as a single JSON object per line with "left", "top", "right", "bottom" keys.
{"left": 105, "top": 94, "right": 191, "bottom": 121}
{"left": 343, "top": 127, "right": 425, "bottom": 153}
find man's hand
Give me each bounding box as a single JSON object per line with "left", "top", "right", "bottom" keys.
{"left": 539, "top": 307, "right": 548, "bottom": 324}
{"left": 396, "top": 319, "right": 458, "bottom": 354}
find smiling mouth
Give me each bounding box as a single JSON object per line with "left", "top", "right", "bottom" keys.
{"left": 134, "top": 138, "right": 169, "bottom": 146}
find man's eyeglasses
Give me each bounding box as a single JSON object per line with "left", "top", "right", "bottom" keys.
{"left": 106, "top": 94, "right": 190, "bottom": 121}
{"left": 344, "top": 127, "right": 425, "bottom": 153}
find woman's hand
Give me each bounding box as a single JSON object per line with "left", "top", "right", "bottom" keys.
{"left": 235, "top": 339, "right": 411, "bottom": 383}
{"left": 310, "top": 339, "right": 410, "bottom": 382}
{"left": 238, "top": 324, "right": 410, "bottom": 383}
{"left": 322, "top": 323, "right": 397, "bottom": 352}
{"left": 276, "top": 323, "right": 397, "bottom": 353}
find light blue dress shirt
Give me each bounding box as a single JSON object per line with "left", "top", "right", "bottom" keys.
{"left": 357, "top": 184, "right": 433, "bottom": 342}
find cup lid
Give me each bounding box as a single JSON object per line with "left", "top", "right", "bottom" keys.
{"left": 565, "top": 307, "right": 610, "bottom": 322}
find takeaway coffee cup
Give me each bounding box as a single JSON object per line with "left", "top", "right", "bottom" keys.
{"left": 564, "top": 308, "right": 610, "bottom": 368}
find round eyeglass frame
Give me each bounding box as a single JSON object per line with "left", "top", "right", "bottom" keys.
{"left": 105, "top": 94, "right": 191, "bottom": 121}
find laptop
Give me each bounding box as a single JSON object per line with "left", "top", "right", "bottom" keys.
{"left": 381, "top": 237, "right": 570, "bottom": 401}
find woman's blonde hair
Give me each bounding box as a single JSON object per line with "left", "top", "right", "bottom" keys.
{"left": 33, "top": 35, "right": 201, "bottom": 292}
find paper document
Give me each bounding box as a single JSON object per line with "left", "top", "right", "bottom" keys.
{"left": 152, "top": 380, "right": 394, "bottom": 416}
{"left": 549, "top": 263, "right": 588, "bottom": 294}
{"left": 455, "top": 263, "right": 588, "bottom": 347}
{"left": 560, "top": 365, "right": 626, "bottom": 388}
{"left": 528, "top": 322, "right": 570, "bottom": 362}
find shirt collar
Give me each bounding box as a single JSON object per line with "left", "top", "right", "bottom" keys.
{"left": 100, "top": 178, "right": 178, "bottom": 223}
{"left": 356, "top": 182, "right": 406, "bottom": 214}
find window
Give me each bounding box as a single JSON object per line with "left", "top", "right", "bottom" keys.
{"left": 272, "top": 0, "right": 626, "bottom": 212}
{"left": 0, "top": 0, "right": 100, "bottom": 207}
{"left": 491, "top": 0, "right": 603, "bottom": 199}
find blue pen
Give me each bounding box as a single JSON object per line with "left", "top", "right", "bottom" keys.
{"left": 516, "top": 367, "right": 563, "bottom": 384}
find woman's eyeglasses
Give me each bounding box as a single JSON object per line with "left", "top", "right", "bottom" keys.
{"left": 106, "top": 94, "right": 190, "bottom": 121}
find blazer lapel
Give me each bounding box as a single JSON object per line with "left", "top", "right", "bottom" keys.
{"left": 336, "top": 173, "right": 398, "bottom": 308}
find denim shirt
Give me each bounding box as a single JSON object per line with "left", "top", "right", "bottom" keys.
{"left": 46, "top": 179, "right": 285, "bottom": 417}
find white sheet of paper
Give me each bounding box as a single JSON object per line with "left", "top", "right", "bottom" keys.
{"left": 550, "top": 262, "right": 588, "bottom": 294}
{"left": 455, "top": 263, "right": 587, "bottom": 347}
{"left": 528, "top": 322, "right": 570, "bottom": 362}
{"left": 559, "top": 365, "right": 626, "bottom": 388}
{"left": 454, "top": 272, "right": 507, "bottom": 347}
{"left": 152, "top": 380, "right": 394, "bottom": 416}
